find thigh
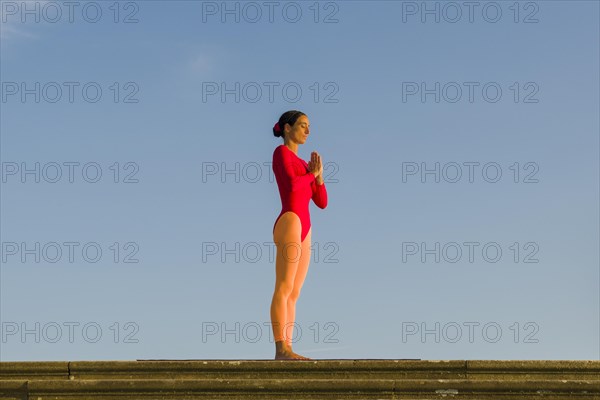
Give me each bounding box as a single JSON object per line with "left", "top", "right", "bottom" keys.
{"left": 292, "top": 227, "right": 312, "bottom": 292}
{"left": 273, "top": 211, "right": 303, "bottom": 285}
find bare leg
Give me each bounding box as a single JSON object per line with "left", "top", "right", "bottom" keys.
{"left": 285, "top": 228, "right": 312, "bottom": 360}
{"left": 270, "top": 212, "right": 306, "bottom": 360}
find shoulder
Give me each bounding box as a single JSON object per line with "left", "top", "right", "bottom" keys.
{"left": 273, "top": 144, "right": 287, "bottom": 159}
{"left": 273, "top": 144, "right": 285, "bottom": 164}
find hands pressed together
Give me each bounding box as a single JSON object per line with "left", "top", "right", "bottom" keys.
{"left": 307, "top": 151, "right": 324, "bottom": 185}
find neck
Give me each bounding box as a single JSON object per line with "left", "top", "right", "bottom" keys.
{"left": 283, "top": 141, "right": 298, "bottom": 154}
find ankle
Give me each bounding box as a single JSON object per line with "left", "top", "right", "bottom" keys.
{"left": 275, "top": 340, "right": 290, "bottom": 352}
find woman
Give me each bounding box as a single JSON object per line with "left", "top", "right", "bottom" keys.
{"left": 270, "top": 110, "right": 328, "bottom": 360}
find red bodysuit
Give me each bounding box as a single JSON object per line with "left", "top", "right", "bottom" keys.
{"left": 272, "top": 144, "right": 328, "bottom": 242}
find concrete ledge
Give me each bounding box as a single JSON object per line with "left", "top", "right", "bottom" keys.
{"left": 466, "top": 360, "right": 600, "bottom": 380}
{"left": 69, "top": 359, "right": 466, "bottom": 380}
{"left": 0, "top": 381, "right": 27, "bottom": 400}
{"left": 1, "top": 360, "right": 598, "bottom": 399}
{"left": 21, "top": 378, "right": 600, "bottom": 392}
{"left": 0, "top": 361, "right": 69, "bottom": 380}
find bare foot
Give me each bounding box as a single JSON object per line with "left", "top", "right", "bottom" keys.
{"left": 291, "top": 351, "right": 312, "bottom": 360}
{"left": 274, "top": 341, "right": 312, "bottom": 360}
{"left": 274, "top": 350, "right": 303, "bottom": 360}
{"left": 287, "top": 345, "right": 311, "bottom": 360}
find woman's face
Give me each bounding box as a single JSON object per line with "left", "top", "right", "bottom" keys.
{"left": 285, "top": 115, "right": 310, "bottom": 144}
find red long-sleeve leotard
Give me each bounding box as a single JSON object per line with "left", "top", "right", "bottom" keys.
{"left": 272, "top": 144, "right": 328, "bottom": 242}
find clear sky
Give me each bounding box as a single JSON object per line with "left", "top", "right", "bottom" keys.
{"left": 1, "top": 0, "right": 598, "bottom": 361}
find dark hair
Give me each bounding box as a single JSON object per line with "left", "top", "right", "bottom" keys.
{"left": 273, "top": 110, "right": 306, "bottom": 138}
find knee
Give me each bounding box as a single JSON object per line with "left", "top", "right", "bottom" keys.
{"left": 273, "top": 282, "right": 294, "bottom": 300}
{"left": 288, "top": 288, "right": 302, "bottom": 303}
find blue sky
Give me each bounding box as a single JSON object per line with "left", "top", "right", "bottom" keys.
{"left": 1, "top": 0, "right": 598, "bottom": 361}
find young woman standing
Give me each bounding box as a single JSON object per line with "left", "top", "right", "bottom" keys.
{"left": 270, "top": 110, "right": 328, "bottom": 360}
